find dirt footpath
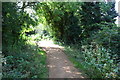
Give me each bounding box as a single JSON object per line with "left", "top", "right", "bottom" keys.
{"left": 43, "top": 47, "right": 85, "bottom": 78}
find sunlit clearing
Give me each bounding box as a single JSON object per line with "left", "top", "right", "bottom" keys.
{"left": 38, "top": 40, "right": 64, "bottom": 48}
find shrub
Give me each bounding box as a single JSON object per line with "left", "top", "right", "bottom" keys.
{"left": 2, "top": 41, "right": 48, "bottom": 78}
{"left": 91, "top": 26, "right": 120, "bottom": 62}
{"left": 81, "top": 45, "right": 119, "bottom": 78}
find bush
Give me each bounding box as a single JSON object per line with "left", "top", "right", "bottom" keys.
{"left": 80, "top": 25, "right": 120, "bottom": 78}
{"left": 64, "top": 23, "right": 120, "bottom": 78}
{"left": 91, "top": 26, "right": 120, "bottom": 62}
{"left": 2, "top": 41, "right": 48, "bottom": 78}
{"left": 64, "top": 44, "right": 119, "bottom": 78}
{"left": 81, "top": 45, "right": 119, "bottom": 78}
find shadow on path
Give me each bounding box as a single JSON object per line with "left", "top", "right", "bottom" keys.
{"left": 38, "top": 40, "right": 86, "bottom": 78}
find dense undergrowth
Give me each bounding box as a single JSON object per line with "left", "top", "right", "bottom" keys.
{"left": 64, "top": 25, "right": 120, "bottom": 78}
{"left": 2, "top": 39, "right": 48, "bottom": 78}
{"left": 1, "top": 36, "right": 49, "bottom": 79}
{"left": 2, "top": 2, "right": 48, "bottom": 78}
{"left": 64, "top": 45, "right": 119, "bottom": 78}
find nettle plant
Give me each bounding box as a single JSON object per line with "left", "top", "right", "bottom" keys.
{"left": 82, "top": 45, "right": 119, "bottom": 78}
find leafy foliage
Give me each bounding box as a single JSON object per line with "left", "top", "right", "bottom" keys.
{"left": 64, "top": 44, "right": 119, "bottom": 78}
{"left": 2, "top": 42, "right": 48, "bottom": 78}
{"left": 35, "top": 2, "right": 82, "bottom": 44}
{"left": 92, "top": 26, "right": 120, "bottom": 61}
{"left": 64, "top": 23, "right": 120, "bottom": 78}
{"left": 2, "top": 2, "right": 48, "bottom": 78}
{"left": 2, "top": 2, "right": 37, "bottom": 55}
{"left": 35, "top": 2, "right": 118, "bottom": 44}
{"left": 2, "top": 1, "right": 119, "bottom": 79}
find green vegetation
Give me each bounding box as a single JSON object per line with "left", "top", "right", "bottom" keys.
{"left": 64, "top": 43, "right": 119, "bottom": 78}
{"left": 2, "top": 41, "right": 48, "bottom": 78}
{"left": 36, "top": 2, "right": 119, "bottom": 78}
{"left": 2, "top": 2, "right": 48, "bottom": 78}
{"left": 2, "top": 1, "right": 120, "bottom": 79}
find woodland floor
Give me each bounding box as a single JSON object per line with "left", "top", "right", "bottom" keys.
{"left": 38, "top": 40, "right": 86, "bottom": 78}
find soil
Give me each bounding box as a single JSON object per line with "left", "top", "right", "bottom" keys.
{"left": 38, "top": 40, "right": 86, "bottom": 78}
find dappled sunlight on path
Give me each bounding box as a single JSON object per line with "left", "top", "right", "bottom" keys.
{"left": 38, "top": 40, "right": 86, "bottom": 78}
